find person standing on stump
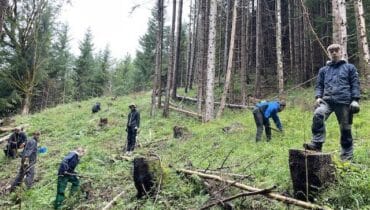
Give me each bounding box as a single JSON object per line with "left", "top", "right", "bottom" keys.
{"left": 54, "top": 147, "right": 86, "bottom": 209}
{"left": 303, "top": 44, "right": 361, "bottom": 161}
{"left": 125, "top": 103, "right": 140, "bottom": 155}
{"left": 253, "top": 100, "right": 285, "bottom": 142}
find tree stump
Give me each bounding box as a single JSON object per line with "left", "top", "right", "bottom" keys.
{"left": 289, "top": 149, "right": 335, "bottom": 201}
{"left": 99, "top": 118, "right": 108, "bottom": 127}
{"left": 173, "top": 126, "right": 191, "bottom": 139}
{"left": 133, "top": 155, "right": 163, "bottom": 199}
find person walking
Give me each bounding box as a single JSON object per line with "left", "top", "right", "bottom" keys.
{"left": 9, "top": 131, "right": 40, "bottom": 192}
{"left": 125, "top": 103, "right": 140, "bottom": 155}
{"left": 253, "top": 101, "right": 285, "bottom": 142}
{"left": 303, "top": 44, "right": 361, "bottom": 161}
{"left": 54, "top": 147, "right": 86, "bottom": 209}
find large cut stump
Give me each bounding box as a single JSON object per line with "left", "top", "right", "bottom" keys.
{"left": 289, "top": 149, "right": 335, "bottom": 201}
{"left": 133, "top": 155, "right": 163, "bottom": 199}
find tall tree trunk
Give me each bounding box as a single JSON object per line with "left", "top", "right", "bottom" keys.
{"left": 196, "top": 0, "right": 206, "bottom": 114}
{"left": 288, "top": 0, "right": 294, "bottom": 83}
{"left": 240, "top": 0, "right": 248, "bottom": 105}
{"left": 21, "top": 91, "right": 31, "bottom": 115}
{"left": 188, "top": 0, "right": 199, "bottom": 91}
{"left": 217, "top": 0, "right": 237, "bottom": 118}
{"left": 204, "top": 0, "right": 217, "bottom": 122}
{"left": 254, "top": 0, "right": 262, "bottom": 97}
{"left": 151, "top": 0, "right": 164, "bottom": 117}
{"left": 353, "top": 0, "right": 370, "bottom": 79}
{"left": 163, "top": 0, "right": 177, "bottom": 117}
{"left": 276, "top": 0, "right": 284, "bottom": 96}
{"left": 171, "top": 0, "right": 183, "bottom": 99}
{"left": 332, "top": 0, "right": 348, "bottom": 60}
{"left": 0, "top": 0, "right": 8, "bottom": 34}
{"left": 221, "top": 0, "right": 230, "bottom": 88}
{"left": 185, "top": 0, "right": 193, "bottom": 93}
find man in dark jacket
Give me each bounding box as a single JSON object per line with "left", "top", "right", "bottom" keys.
{"left": 253, "top": 101, "right": 285, "bottom": 142}
{"left": 54, "top": 147, "right": 86, "bottom": 209}
{"left": 303, "top": 44, "right": 361, "bottom": 161}
{"left": 91, "top": 102, "right": 101, "bottom": 113}
{"left": 9, "top": 131, "right": 40, "bottom": 192}
{"left": 4, "top": 127, "right": 27, "bottom": 158}
{"left": 125, "top": 103, "right": 140, "bottom": 155}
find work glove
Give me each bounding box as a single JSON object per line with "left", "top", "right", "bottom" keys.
{"left": 350, "top": 101, "right": 360, "bottom": 114}
{"left": 314, "top": 98, "right": 325, "bottom": 108}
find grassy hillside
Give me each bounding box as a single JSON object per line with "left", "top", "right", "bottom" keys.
{"left": 0, "top": 89, "right": 369, "bottom": 209}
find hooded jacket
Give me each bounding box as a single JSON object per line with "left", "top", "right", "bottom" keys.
{"left": 315, "top": 60, "right": 360, "bottom": 104}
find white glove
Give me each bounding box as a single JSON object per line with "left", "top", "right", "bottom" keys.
{"left": 315, "top": 98, "right": 324, "bottom": 107}
{"left": 350, "top": 101, "right": 360, "bottom": 113}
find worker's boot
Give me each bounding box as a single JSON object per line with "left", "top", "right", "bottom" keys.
{"left": 303, "top": 142, "right": 322, "bottom": 152}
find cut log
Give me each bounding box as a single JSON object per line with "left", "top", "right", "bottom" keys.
{"left": 177, "top": 169, "right": 330, "bottom": 210}
{"left": 289, "top": 149, "right": 335, "bottom": 201}
{"left": 133, "top": 155, "right": 163, "bottom": 199}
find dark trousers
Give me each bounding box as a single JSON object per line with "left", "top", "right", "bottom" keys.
{"left": 10, "top": 162, "right": 35, "bottom": 191}
{"left": 54, "top": 175, "right": 80, "bottom": 209}
{"left": 253, "top": 108, "right": 271, "bottom": 141}
{"left": 4, "top": 143, "right": 18, "bottom": 158}
{"left": 311, "top": 102, "right": 353, "bottom": 160}
{"left": 127, "top": 127, "right": 137, "bottom": 151}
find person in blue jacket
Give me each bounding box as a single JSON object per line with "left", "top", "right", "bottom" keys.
{"left": 303, "top": 44, "right": 360, "bottom": 161}
{"left": 54, "top": 147, "right": 86, "bottom": 209}
{"left": 253, "top": 101, "right": 286, "bottom": 142}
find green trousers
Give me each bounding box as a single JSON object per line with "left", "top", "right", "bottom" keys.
{"left": 54, "top": 175, "right": 79, "bottom": 209}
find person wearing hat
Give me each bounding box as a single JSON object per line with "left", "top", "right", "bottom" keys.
{"left": 125, "top": 103, "right": 140, "bottom": 155}
{"left": 303, "top": 44, "right": 360, "bottom": 161}
{"left": 54, "top": 147, "right": 86, "bottom": 209}
{"left": 4, "top": 127, "right": 27, "bottom": 158}
{"left": 9, "top": 131, "right": 40, "bottom": 192}
{"left": 253, "top": 100, "right": 285, "bottom": 142}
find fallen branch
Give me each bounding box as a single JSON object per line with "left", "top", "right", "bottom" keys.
{"left": 0, "top": 124, "right": 28, "bottom": 133}
{"left": 177, "top": 169, "right": 330, "bottom": 210}
{"left": 169, "top": 105, "right": 202, "bottom": 119}
{"left": 201, "top": 186, "right": 276, "bottom": 210}
{"left": 176, "top": 95, "right": 254, "bottom": 109}
{"left": 197, "top": 170, "right": 252, "bottom": 179}
{"left": 0, "top": 133, "right": 11, "bottom": 144}
{"left": 101, "top": 190, "right": 125, "bottom": 210}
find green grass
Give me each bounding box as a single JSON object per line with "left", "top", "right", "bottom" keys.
{"left": 0, "top": 89, "right": 369, "bottom": 209}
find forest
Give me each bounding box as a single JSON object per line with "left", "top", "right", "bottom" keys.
{"left": 0, "top": 0, "right": 370, "bottom": 209}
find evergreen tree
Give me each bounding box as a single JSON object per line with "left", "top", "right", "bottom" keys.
{"left": 74, "top": 28, "right": 96, "bottom": 100}
{"left": 0, "top": 0, "right": 59, "bottom": 114}
{"left": 94, "top": 45, "right": 111, "bottom": 96}
{"left": 112, "top": 54, "right": 135, "bottom": 95}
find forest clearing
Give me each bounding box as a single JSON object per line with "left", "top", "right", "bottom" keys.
{"left": 1, "top": 0, "right": 370, "bottom": 209}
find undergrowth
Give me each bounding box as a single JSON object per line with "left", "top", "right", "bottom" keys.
{"left": 0, "top": 89, "right": 369, "bottom": 209}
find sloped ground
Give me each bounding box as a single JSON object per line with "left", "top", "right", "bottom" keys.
{"left": 0, "top": 90, "right": 369, "bottom": 209}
